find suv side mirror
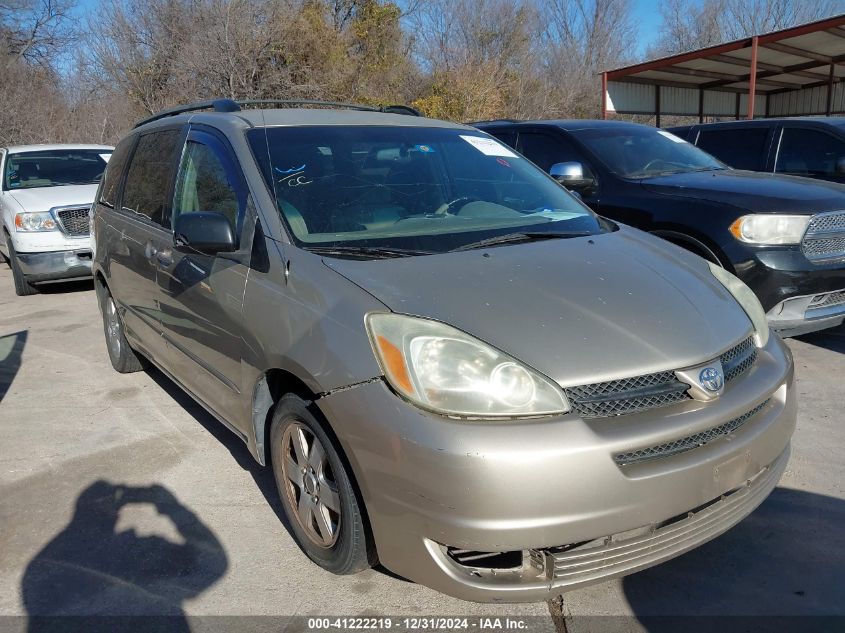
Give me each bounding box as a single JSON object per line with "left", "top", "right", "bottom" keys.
{"left": 836, "top": 157, "right": 845, "bottom": 174}
{"left": 174, "top": 212, "right": 236, "bottom": 255}
{"left": 549, "top": 162, "right": 596, "bottom": 192}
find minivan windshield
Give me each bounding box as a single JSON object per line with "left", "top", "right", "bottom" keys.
{"left": 4, "top": 149, "right": 111, "bottom": 190}
{"left": 248, "top": 126, "right": 603, "bottom": 253}
{"left": 571, "top": 127, "right": 726, "bottom": 179}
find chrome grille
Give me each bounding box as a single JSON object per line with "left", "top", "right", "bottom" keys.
{"left": 720, "top": 336, "right": 757, "bottom": 383}
{"left": 564, "top": 371, "right": 690, "bottom": 418}
{"left": 801, "top": 211, "right": 845, "bottom": 262}
{"left": 55, "top": 206, "right": 90, "bottom": 237}
{"left": 809, "top": 290, "right": 845, "bottom": 309}
{"left": 565, "top": 336, "right": 756, "bottom": 419}
{"left": 613, "top": 399, "right": 770, "bottom": 466}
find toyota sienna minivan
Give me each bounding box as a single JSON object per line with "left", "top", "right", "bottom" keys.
{"left": 92, "top": 99, "right": 795, "bottom": 602}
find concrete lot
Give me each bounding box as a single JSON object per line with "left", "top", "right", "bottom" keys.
{"left": 0, "top": 266, "right": 843, "bottom": 631}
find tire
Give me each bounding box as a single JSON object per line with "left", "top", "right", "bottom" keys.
{"left": 100, "top": 288, "right": 147, "bottom": 373}
{"left": 270, "top": 394, "right": 375, "bottom": 574}
{"left": 6, "top": 235, "right": 39, "bottom": 296}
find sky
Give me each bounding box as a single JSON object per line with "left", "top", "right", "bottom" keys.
{"left": 631, "top": 0, "right": 664, "bottom": 55}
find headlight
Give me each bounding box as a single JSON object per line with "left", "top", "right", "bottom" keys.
{"left": 15, "top": 212, "right": 57, "bottom": 232}
{"left": 366, "top": 313, "right": 569, "bottom": 418}
{"left": 729, "top": 214, "right": 809, "bottom": 245}
{"left": 708, "top": 262, "right": 769, "bottom": 348}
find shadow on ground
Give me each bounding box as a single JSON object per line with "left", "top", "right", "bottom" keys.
{"left": 0, "top": 329, "right": 26, "bottom": 402}
{"left": 620, "top": 488, "right": 845, "bottom": 631}
{"left": 37, "top": 279, "right": 95, "bottom": 295}
{"left": 795, "top": 323, "right": 845, "bottom": 353}
{"left": 143, "top": 366, "right": 408, "bottom": 582}
{"left": 21, "top": 480, "right": 227, "bottom": 632}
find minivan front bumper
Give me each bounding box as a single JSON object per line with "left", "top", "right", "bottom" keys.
{"left": 16, "top": 248, "right": 93, "bottom": 282}
{"left": 316, "top": 336, "right": 794, "bottom": 603}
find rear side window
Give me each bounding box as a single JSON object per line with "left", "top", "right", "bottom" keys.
{"left": 776, "top": 128, "right": 845, "bottom": 178}
{"left": 120, "top": 129, "right": 182, "bottom": 227}
{"left": 696, "top": 128, "right": 769, "bottom": 170}
{"left": 99, "top": 138, "right": 134, "bottom": 209}
{"left": 517, "top": 132, "right": 573, "bottom": 172}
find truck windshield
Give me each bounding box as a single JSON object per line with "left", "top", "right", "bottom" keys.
{"left": 248, "top": 125, "right": 603, "bottom": 253}
{"left": 572, "top": 127, "right": 726, "bottom": 179}
{"left": 4, "top": 150, "right": 111, "bottom": 190}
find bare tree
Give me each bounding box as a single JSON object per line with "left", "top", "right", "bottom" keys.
{"left": 0, "top": 0, "right": 76, "bottom": 65}
{"left": 652, "top": 0, "right": 845, "bottom": 55}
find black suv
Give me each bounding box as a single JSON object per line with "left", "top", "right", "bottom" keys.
{"left": 668, "top": 118, "right": 845, "bottom": 184}
{"left": 475, "top": 119, "right": 845, "bottom": 336}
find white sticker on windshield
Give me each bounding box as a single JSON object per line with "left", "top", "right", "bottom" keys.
{"left": 657, "top": 130, "right": 686, "bottom": 143}
{"left": 460, "top": 135, "right": 517, "bottom": 157}
{"left": 100, "top": 153, "right": 112, "bottom": 162}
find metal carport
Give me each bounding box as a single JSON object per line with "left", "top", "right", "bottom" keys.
{"left": 602, "top": 14, "right": 845, "bottom": 125}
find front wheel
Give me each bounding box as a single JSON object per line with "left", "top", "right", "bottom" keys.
{"left": 270, "top": 395, "right": 376, "bottom": 574}
{"left": 6, "top": 235, "right": 38, "bottom": 296}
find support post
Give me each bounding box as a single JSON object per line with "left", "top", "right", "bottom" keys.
{"left": 601, "top": 72, "right": 608, "bottom": 120}
{"left": 698, "top": 88, "right": 704, "bottom": 123}
{"left": 827, "top": 63, "right": 835, "bottom": 116}
{"left": 735, "top": 92, "right": 740, "bottom": 120}
{"left": 655, "top": 85, "right": 661, "bottom": 127}
{"left": 747, "top": 36, "right": 758, "bottom": 119}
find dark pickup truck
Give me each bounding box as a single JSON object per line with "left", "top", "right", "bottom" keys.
{"left": 475, "top": 119, "right": 845, "bottom": 336}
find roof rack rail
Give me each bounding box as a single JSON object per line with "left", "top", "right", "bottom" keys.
{"left": 134, "top": 98, "right": 421, "bottom": 128}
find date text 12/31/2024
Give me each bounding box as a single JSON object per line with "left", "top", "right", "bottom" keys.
{"left": 307, "top": 618, "right": 530, "bottom": 630}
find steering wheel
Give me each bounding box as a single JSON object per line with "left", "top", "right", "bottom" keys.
{"left": 433, "top": 196, "right": 480, "bottom": 216}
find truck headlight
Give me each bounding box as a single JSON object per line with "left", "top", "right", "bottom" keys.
{"left": 708, "top": 262, "right": 769, "bottom": 348}
{"left": 729, "top": 214, "right": 809, "bottom": 245}
{"left": 366, "top": 313, "right": 569, "bottom": 418}
{"left": 15, "top": 212, "right": 57, "bottom": 232}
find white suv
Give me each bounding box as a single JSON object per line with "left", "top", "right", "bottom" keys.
{"left": 0, "top": 144, "right": 113, "bottom": 295}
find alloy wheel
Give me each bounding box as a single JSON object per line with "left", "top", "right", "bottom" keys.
{"left": 281, "top": 422, "right": 342, "bottom": 548}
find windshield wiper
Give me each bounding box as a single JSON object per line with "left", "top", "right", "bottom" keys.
{"left": 452, "top": 230, "right": 592, "bottom": 252}
{"left": 304, "top": 245, "right": 435, "bottom": 259}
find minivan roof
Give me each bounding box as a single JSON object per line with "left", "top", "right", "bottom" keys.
{"left": 134, "top": 107, "right": 474, "bottom": 134}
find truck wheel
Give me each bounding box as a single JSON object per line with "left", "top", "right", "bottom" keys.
{"left": 6, "top": 236, "right": 39, "bottom": 296}
{"left": 100, "top": 289, "right": 147, "bottom": 373}
{"left": 270, "top": 394, "right": 376, "bottom": 575}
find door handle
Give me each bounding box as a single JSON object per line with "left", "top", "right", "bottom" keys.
{"left": 156, "top": 248, "right": 173, "bottom": 267}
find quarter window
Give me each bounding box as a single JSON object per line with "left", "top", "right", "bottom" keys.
{"left": 172, "top": 136, "right": 244, "bottom": 236}
{"left": 99, "top": 138, "right": 134, "bottom": 209}
{"left": 776, "top": 128, "right": 845, "bottom": 178}
{"left": 120, "top": 129, "right": 182, "bottom": 227}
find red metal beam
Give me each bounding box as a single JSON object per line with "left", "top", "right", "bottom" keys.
{"left": 601, "top": 72, "right": 608, "bottom": 119}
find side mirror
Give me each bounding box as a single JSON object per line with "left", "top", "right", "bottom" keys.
{"left": 174, "top": 212, "right": 236, "bottom": 255}
{"left": 836, "top": 157, "right": 845, "bottom": 174}
{"left": 549, "top": 162, "right": 596, "bottom": 192}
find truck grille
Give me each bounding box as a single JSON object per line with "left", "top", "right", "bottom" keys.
{"left": 801, "top": 211, "right": 845, "bottom": 263}
{"left": 809, "top": 290, "right": 845, "bottom": 309}
{"left": 565, "top": 336, "right": 756, "bottom": 419}
{"left": 613, "top": 398, "right": 770, "bottom": 466}
{"left": 55, "top": 206, "right": 90, "bottom": 237}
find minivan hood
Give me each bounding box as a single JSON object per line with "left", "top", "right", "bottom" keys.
{"left": 323, "top": 227, "right": 753, "bottom": 387}
{"left": 8, "top": 184, "right": 99, "bottom": 212}
{"left": 641, "top": 169, "right": 845, "bottom": 214}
